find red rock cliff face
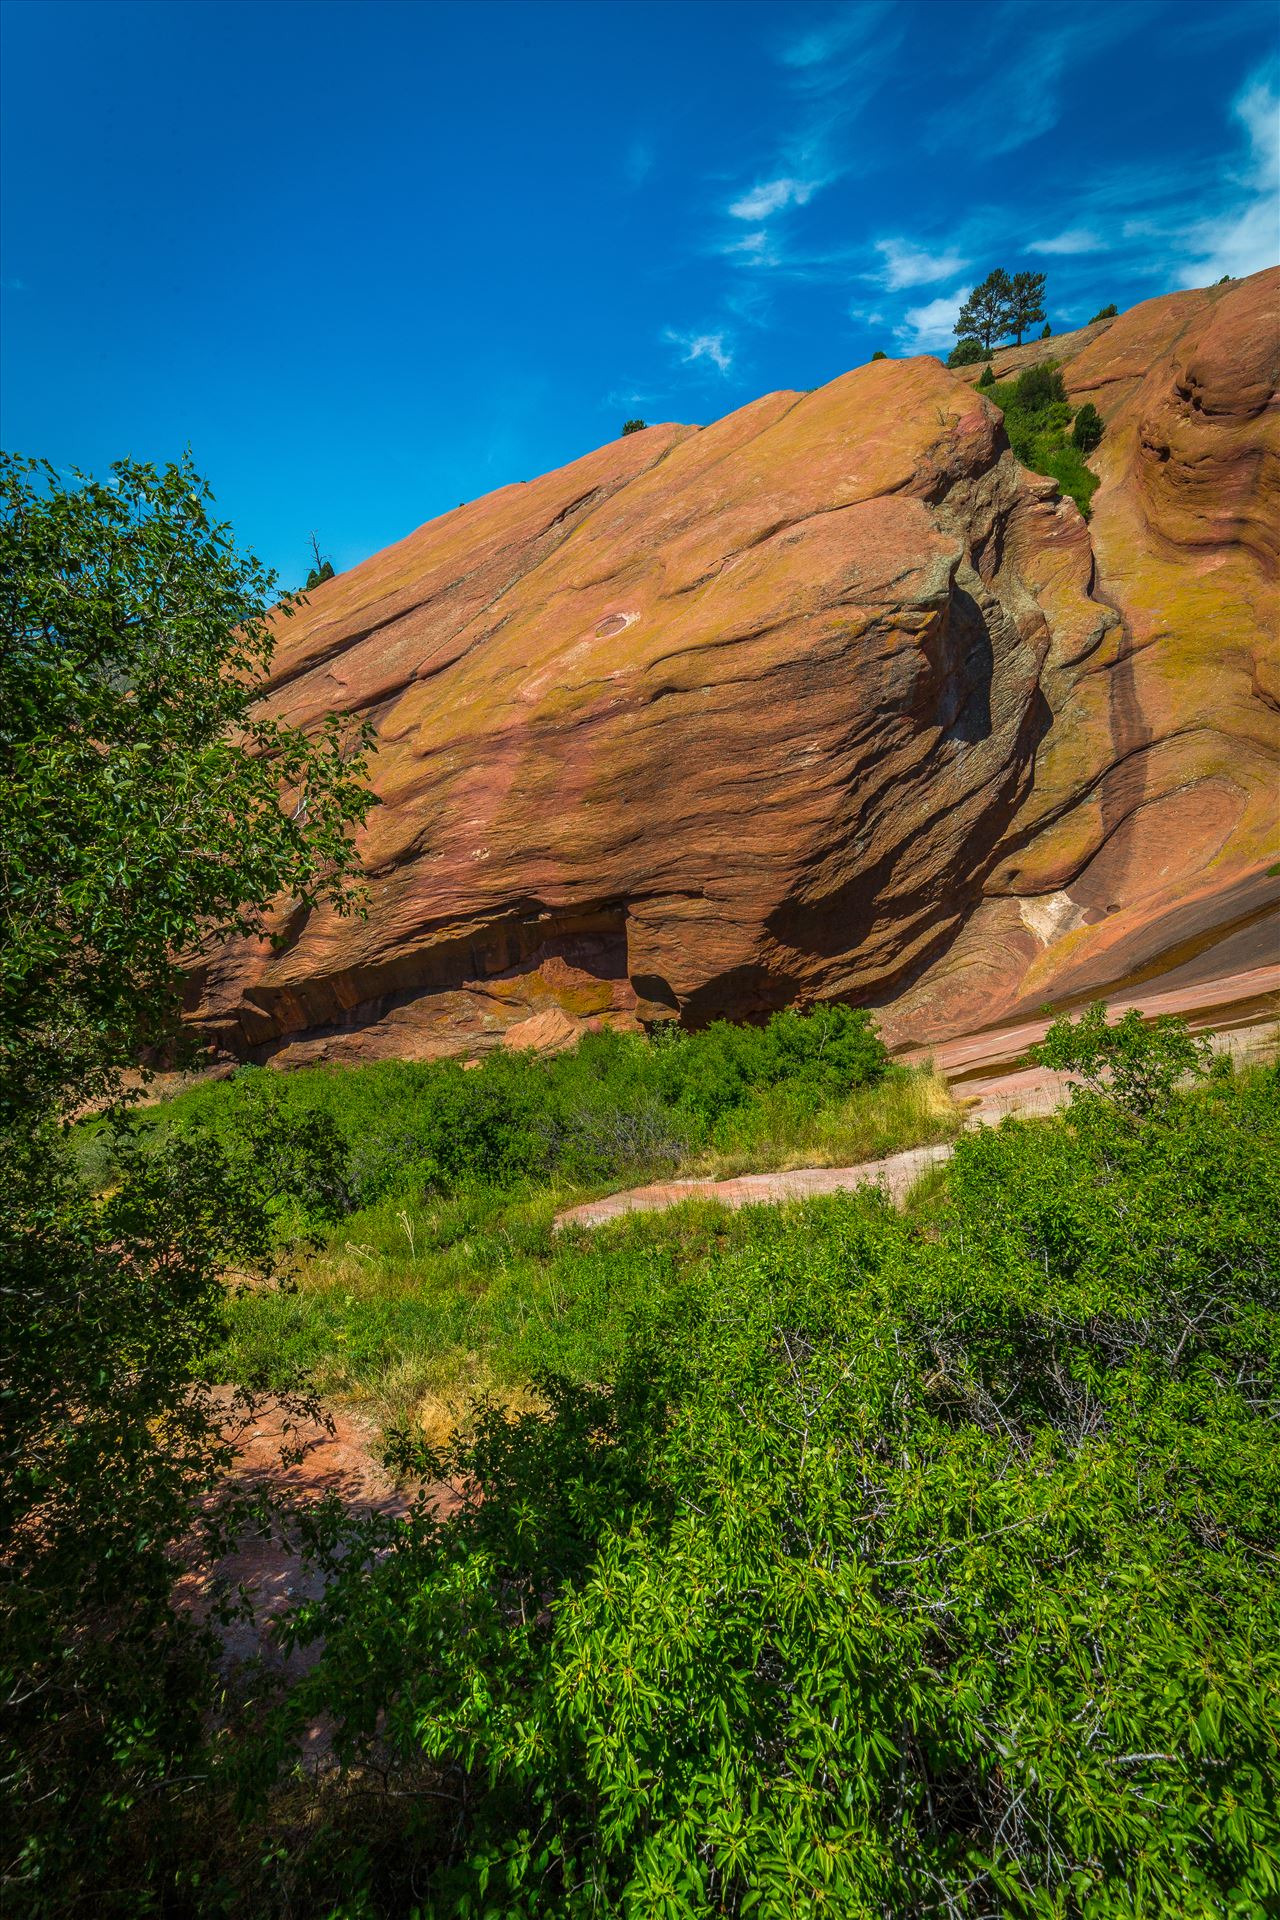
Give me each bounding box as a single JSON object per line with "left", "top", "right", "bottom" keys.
{"left": 189, "top": 269, "right": 1279, "bottom": 1065}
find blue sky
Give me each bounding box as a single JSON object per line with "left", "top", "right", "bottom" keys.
{"left": 2, "top": 0, "right": 1276, "bottom": 587}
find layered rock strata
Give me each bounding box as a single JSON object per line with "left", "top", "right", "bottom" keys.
{"left": 189, "top": 269, "right": 1279, "bottom": 1064}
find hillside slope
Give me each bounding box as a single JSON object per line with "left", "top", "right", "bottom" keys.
{"left": 189, "top": 268, "right": 1279, "bottom": 1065}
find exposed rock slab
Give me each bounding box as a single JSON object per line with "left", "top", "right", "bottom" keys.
{"left": 555, "top": 1142, "right": 955, "bottom": 1231}
{"left": 880, "top": 268, "right": 1279, "bottom": 1047}
{"left": 189, "top": 270, "right": 1279, "bottom": 1064}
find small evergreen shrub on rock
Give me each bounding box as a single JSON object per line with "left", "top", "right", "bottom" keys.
{"left": 1072, "top": 401, "right": 1104, "bottom": 452}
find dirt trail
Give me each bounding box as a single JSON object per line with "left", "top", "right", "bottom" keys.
{"left": 556, "top": 1142, "right": 955, "bottom": 1230}
{"left": 554, "top": 965, "right": 1279, "bottom": 1232}
{"left": 174, "top": 1394, "right": 458, "bottom": 1702}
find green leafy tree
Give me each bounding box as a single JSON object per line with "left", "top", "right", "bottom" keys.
{"left": 1072, "top": 400, "right": 1105, "bottom": 453}
{"left": 1006, "top": 269, "right": 1047, "bottom": 344}
{"left": 955, "top": 268, "right": 1013, "bottom": 351}
{"left": 0, "top": 453, "right": 372, "bottom": 1904}
{"left": 621, "top": 418, "right": 647, "bottom": 435}
{"left": 0, "top": 458, "right": 370, "bottom": 1116}
{"left": 1032, "top": 1000, "right": 1207, "bottom": 1117}
{"left": 947, "top": 337, "right": 986, "bottom": 367}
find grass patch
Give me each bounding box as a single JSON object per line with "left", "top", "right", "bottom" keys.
{"left": 689, "top": 1064, "right": 959, "bottom": 1177}
{"left": 107, "top": 1008, "right": 962, "bottom": 1440}
{"left": 984, "top": 361, "right": 1102, "bottom": 517}
{"left": 215, "top": 1190, "right": 790, "bottom": 1435}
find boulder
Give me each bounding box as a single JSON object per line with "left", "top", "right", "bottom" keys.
{"left": 188, "top": 269, "right": 1279, "bottom": 1065}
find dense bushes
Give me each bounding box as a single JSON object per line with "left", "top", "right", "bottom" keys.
{"left": 258, "top": 1013, "right": 1280, "bottom": 1917}
{"left": 982, "top": 361, "right": 1103, "bottom": 517}
{"left": 131, "top": 1004, "right": 889, "bottom": 1217}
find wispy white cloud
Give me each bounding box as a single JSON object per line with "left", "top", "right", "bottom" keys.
{"left": 956, "top": 56, "right": 1279, "bottom": 309}
{"left": 1172, "top": 69, "right": 1280, "bottom": 285}
{"left": 1175, "top": 198, "right": 1278, "bottom": 284}
{"left": 848, "top": 303, "right": 885, "bottom": 327}
{"left": 729, "top": 176, "right": 817, "bottom": 221}
{"left": 711, "top": 5, "right": 902, "bottom": 284}
{"left": 722, "top": 229, "right": 775, "bottom": 261}
{"left": 776, "top": 2, "right": 899, "bottom": 100}
{"left": 724, "top": 283, "right": 774, "bottom": 330}
{"left": 1092, "top": 59, "right": 1280, "bottom": 288}
{"left": 780, "top": 10, "right": 865, "bottom": 69}
{"left": 664, "top": 327, "right": 734, "bottom": 374}
{"left": 603, "top": 387, "right": 660, "bottom": 413}
{"left": 895, "top": 288, "right": 971, "bottom": 353}
{"left": 1235, "top": 68, "right": 1280, "bottom": 190}
{"left": 1028, "top": 228, "right": 1105, "bottom": 255}
{"left": 872, "top": 237, "right": 970, "bottom": 290}
{"left": 928, "top": 5, "right": 1160, "bottom": 159}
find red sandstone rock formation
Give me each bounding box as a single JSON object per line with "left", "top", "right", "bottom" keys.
{"left": 188, "top": 269, "right": 1279, "bottom": 1065}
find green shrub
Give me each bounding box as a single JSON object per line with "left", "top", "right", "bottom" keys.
{"left": 268, "top": 1016, "right": 1280, "bottom": 1916}
{"left": 947, "top": 337, "right": 985, "bottom": 367}
{"left": 977, "top": 362, "right": 995, "bottom": 387}
{"left": 871, "top": 349, "right": 888, "bottom": 360}
{"left": 1089, "top": 302, "right": 1118, "bottom": 323}
{"left": 1011, "top": 361, "right": 1067, "bottom": 410}
{"left": 621, "top": 418, "right": 647, "bottom": 435}
{"left": 1072, "top": 400, "right": 1104, "bottom": 453}
{"left": 128, "top": 1006, "right": 890, "bottom": 1230}
{"left": 982, "top": 362, "right": 1102, "bottom": 517}
{"left": 1032, "top": 438, "right": 1101, "bottom": 516}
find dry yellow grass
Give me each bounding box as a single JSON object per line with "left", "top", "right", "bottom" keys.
{"left": 406, "top": 1378, "right": 548, "bottom": 1453}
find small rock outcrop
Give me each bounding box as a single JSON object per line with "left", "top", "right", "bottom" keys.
{"left": 189, "top": 269, "right": 1279, "bottom": 1065}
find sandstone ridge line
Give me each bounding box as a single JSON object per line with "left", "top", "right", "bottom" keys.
{"left": 187, "top": 269, "right": 1279, "bottom": 1069}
